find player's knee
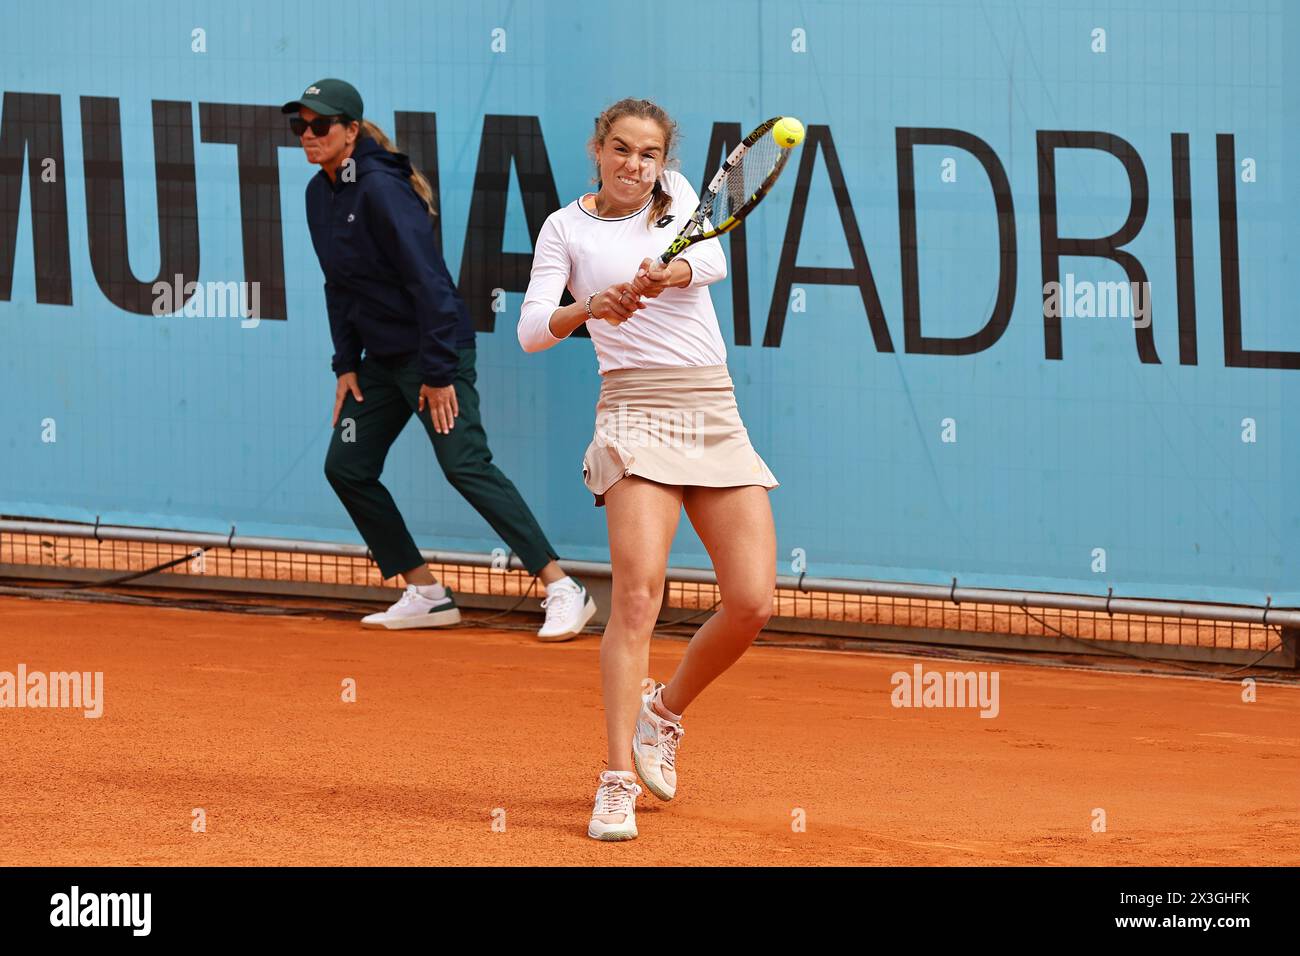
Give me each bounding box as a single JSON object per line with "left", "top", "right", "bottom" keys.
{"left": 610, "top": 585, "right": 662, "bottom": 633}
{"left": 724, "top": 593, "right": 773, "bottom": 632}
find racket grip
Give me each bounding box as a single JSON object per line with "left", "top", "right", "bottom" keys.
{"left": 659, "top": 234, "right": 690, "bottom": 265}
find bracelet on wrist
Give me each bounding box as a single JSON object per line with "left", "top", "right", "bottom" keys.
{"left": 584, "top": 293, "right": 596, "bottom": 321}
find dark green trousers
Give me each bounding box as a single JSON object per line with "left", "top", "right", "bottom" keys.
{"left": 324, "top": 348, "right": 559, "bottom": 580}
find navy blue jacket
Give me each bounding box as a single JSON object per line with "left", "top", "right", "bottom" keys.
{"left": 306, "top": 136, "right": 475, "bottom": 387}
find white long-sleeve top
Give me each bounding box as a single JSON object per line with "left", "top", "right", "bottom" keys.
{"left": 518, "top": 169, "right": 729, "bottom": 373}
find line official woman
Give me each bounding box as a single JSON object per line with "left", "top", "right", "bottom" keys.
{"left": 287, "top": 78, "right": 595, "bottom": 639}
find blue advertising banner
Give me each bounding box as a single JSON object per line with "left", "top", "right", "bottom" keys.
{"left": 2, "top": 0, "right": 1296, "bottom": 605}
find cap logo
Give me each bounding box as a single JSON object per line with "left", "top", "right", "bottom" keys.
{"left": 305, "top": 86, "right": 321, "bottom": 95}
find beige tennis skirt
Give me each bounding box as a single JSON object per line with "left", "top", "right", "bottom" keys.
{"left": 581, "top": 364, "right": 779, "bottom": 507}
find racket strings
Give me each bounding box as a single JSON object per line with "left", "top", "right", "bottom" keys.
{"left": 710, "top": 136, "right": 787, "bottom": 224}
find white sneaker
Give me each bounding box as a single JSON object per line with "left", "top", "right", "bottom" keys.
{"left": 587, "top": 770, "right": 642, "bottom": 841}
{"left": 536, "top": 577, "right": 597, "bottom": 642}
{"left": 361, "top": 584, "right": 461, "bottom": 629}
{"left": 631, "top": 682, "right": 684, "bottom": 802}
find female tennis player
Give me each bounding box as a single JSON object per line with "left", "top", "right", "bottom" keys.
{"left": 284, "top": 78, "right": 596, "bottom": 640}
{"left": 519, "top": 98, "right": 779, "bottom": 840}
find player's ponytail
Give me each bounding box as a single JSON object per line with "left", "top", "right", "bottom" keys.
{"left": 356, "top": 118, "right": 437, "bottom": 219}
{"left": 649, "top": 177, "right": 669, "bottom": 224}
{"left": 589, "top": 98, "right": 679, "bottom": 229}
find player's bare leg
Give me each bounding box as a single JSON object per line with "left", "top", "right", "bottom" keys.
{"left": 664, "top": 484, "right": 776, "bottom": 714}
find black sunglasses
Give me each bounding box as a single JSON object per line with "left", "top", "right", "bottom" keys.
{"left": 289, "top": 115, "right": 346, "bottom": 138}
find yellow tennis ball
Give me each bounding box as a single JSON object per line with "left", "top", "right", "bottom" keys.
{"left": 773, "top": 117, "right": 804, "bottom": 148}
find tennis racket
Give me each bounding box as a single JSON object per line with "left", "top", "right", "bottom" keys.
{"left": 658, "top": 116, "right": 801, "bottom": 265}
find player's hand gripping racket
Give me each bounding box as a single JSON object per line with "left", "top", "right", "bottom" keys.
{"left": 658, "top": 116, "right": 803, "bottom": 265}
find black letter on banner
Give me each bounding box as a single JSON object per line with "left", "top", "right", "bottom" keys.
{"left": 699, "top": 122, "right": 752, "bottom": 345}
{"left": 896, "top": 128, "right": 1016, "bottom": 355}
{"left": 1036, "top": 131, "right": 1156, "bottom": 363}
{"left": 1218, "top": 134, "right": 1298, "bottom": 369}
{"left": 1171, "top": 133, "right": 1197, "bottom": 365}
{"left": 81, "top": 98, "right": 199, "bottom": 315}
{"left": 0, "top": 92, "right": 73, "bottom": 304}
{"left": 199, "top": 103, "right": 299, "bottom": 320}
{"left": 459, "top": 115, "right": 561, "bottom": 334}
{"left": 763, "top": 124, "right": 892, "bottom": 351}
{"left": 394, "top": 112, "right": 443, "bottom": 256}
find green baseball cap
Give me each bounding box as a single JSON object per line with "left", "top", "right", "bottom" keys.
{"left": 281, "top": 78, "right": 364, "bottom": 120}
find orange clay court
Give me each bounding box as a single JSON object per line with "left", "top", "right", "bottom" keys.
{"left": 1, "top": 593, "right": 1297, "bottom": 867}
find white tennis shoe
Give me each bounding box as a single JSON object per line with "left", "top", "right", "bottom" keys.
{"left": 632, "top": 681, "right": 685, "bottom": 801}
{"left": 361, "top": 584, "right": 461, "bottom": 629}
{"left": 537, "top": 577, "right": 597, "bottom": 642}
{"left": 587, "top": 770, "right": 642, "bottom": 841}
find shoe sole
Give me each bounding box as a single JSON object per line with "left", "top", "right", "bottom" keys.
{"left": 587, "top": 824, "right": 638, "bottom": 841}
{"left": 360, "top": 607, "right": 462, "bottom": 630}
{"left": 536, "top": 595, "right": 598, "bottom": 643}
{"left": 631, "top": 741, "right": 675, "bottom": 802}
